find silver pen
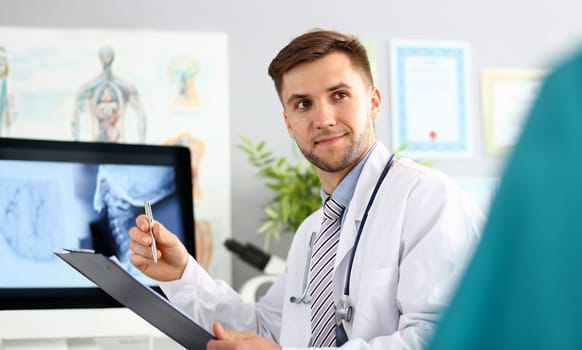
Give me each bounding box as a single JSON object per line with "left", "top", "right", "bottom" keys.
{"left": 144, "top": 201, "right": 158, "bottom": 263}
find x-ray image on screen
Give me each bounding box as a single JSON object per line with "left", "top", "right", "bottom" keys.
{"left": 0, "top": 159, "right": 184, "bottom": 288}
{"left": 1, "top": 177, "right": 64, "bottom": 261}
{"left": 91, "top": 164, "right": 178, "bottom": 263}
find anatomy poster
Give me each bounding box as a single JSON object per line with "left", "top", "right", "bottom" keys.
{"left": 0, "top": 27, "right": 232, "bottom": 283}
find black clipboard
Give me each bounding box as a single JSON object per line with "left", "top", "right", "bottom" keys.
{"left": 55, "top": 250, "right": 214, "bottom": 349}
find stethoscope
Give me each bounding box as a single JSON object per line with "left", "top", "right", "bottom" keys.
{"left": 290, "top": 153, "right": 396, "bottom": 346}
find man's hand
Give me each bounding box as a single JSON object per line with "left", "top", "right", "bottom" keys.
{"left": 128, "top": 214, "right": 189, "bottom": 281}
{"left": 207, "top": 322, "right": 281, "bottom": 350}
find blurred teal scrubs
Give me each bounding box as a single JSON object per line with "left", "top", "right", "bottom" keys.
{"left": 427, "top": 49, "right": 582, "bottom": 350}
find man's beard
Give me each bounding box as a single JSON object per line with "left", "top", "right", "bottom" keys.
{"left": 298, "top": 125, "right": 373, "bottom": 173}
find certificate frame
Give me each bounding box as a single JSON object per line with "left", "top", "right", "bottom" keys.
{"left": 390, "top": 40, "right": 472, "bottom": 159}
{"left": 481, "top": 69, "right": 545, "bottom": 155}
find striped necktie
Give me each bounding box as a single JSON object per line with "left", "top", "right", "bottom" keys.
{"left": 309, "top": 197, "right": 345, "bottom": 347}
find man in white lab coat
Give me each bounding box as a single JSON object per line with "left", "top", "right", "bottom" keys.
{"left": 128, "top": 29, "right": 483, "bottom": 349}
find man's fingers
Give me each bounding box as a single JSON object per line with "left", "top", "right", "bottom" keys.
{"left": 213, "top": 322, "right": 226, "bottom": 340}
{"left": 135, "top": 214, "right": 149, "bottom": 231}
{"left": 212, "top": 323, "right": 253, "bottom": 341}
{"left": 132, "top": 215, "right": 173, "bottom": 248}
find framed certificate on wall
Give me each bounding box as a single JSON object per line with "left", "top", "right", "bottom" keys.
{"left": 390, "top": 40, "right": 472, "bottom": 159}
{"left": 481, "top": 69, "right": 545, "bottom": 155}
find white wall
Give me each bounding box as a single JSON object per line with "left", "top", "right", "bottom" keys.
{"left": 1, "top": 0, "right": 581, "bottom": 314}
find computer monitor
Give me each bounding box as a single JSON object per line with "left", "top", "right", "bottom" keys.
{"left": 0, "top": 137, "right": 195, "bottom": 309}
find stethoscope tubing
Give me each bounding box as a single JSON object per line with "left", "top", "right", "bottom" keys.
{"left": 289, "top": 231, "right": 317, "bottom": 304}
{"left": 343, "top": 153, "right": 395, "bottom": 295}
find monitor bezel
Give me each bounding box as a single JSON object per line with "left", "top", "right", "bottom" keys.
{"left": 0, "top": 137, "right": 195, "bottom": 309}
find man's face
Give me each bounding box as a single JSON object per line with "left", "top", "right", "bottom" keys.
{"left": 280, "top": 52, "right": 381, "bottom": 173}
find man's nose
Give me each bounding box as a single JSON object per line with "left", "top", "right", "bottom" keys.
{"left": 313, "top": 102, "right": 337, "bottom": 129}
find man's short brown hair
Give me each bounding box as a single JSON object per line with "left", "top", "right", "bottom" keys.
{"left": 268, "top": 29, "right": 373, "bottom": 98}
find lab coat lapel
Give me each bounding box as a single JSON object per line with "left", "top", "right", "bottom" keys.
{"left": 334, "top": 144, "right": 392, "bottom": 273}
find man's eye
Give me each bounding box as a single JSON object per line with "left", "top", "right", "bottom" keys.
{"left": 334, "top": 91, "right": 348, "bottom": 99}
{"left": 296, "top": 100, "right": 311, "bottom": 109}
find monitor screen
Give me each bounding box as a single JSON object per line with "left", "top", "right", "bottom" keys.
{"left": 0, "top": 138, "right": 195, "bottom": 309}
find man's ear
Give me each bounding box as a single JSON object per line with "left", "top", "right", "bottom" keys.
{"left": 284, "top": 112, "right": 296, "bottom": 139}
{"left": 369, "top": 86, "right": 382, "bottom": 120}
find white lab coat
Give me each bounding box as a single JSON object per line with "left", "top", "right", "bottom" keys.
{"left": 161, "top": 142, "right": 483, "bottom": 349}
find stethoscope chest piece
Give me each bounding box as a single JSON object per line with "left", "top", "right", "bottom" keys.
{"left": 335, "top": 295, "right": 353, "bottom": 324}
